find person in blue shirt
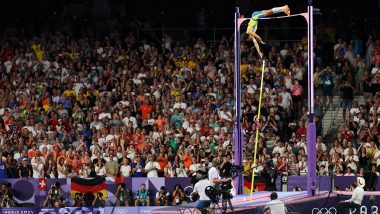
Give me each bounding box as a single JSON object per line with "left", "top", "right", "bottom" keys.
{"left": 132, "top": 156, "right": 146, "bottom": 177}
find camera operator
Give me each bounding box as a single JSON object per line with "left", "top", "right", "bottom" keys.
{"left": 155, "top": 186, "right": 170, "bottom": 206}
{"left": 207, "top": 158, "right": 232, "bottom": 211}
{"left": 92, "top": 192, "right": 106, "bottom": 207}
{"left": 115, "top": 183, "right": 131, "bottom": 206}
{"left": 208, "top": 158, "right": 232, "bottom": 186}
{"left": 219, "top": 155, "right": 232, "bottom": 177}
{"left": 73, "top": 192, "right": 84, "bottom": 207}
{"left": 261, "top": 161, "right": 277, "bottom": 191}
{"left": 0, "top": 183, "right": 16, "bottom": 207}
{"left": 43, "top": 182, "right": 65, "bottom": 208}
{"left": 192, "top": 171, "right": 213, "bottom": 214}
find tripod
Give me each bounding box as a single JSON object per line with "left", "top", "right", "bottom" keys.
{"left": 211, "top": 164, "right": 264, "bottom": 214}
{"left": 322, "top": 171, "right": 334, "bottom": 208}
{"left": 208, "top": 192, "right": 234, "bottom": 214}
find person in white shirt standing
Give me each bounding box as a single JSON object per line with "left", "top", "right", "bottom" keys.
{"left": 145, "top": 155, "right": 161, "bottom": 177}
{"left": 337, "top": 177, "right": 365, "bottom": 214}
{"left": 208, "top": 158, "right": 231, "bottom": 186}
{"left": 192, "top": 172, "right": 212, "bottom": 214}
{"left": 207, "top": 158, "right": 232, "bottom": 213}
{"left": 264, "top": 192, "right": 287, "bottom": 214}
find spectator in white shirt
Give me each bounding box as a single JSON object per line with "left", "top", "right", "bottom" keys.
{"left": 176, "top": 161, "right": 188, "bottom": 177}
{"left": 272, "top": 141, "right": 286, "bottom": 157}
{"left": 145, "top": 155, "right": 161, "bottom": 177}
{"left": 119, "top": 158, "right": 132, "bottom": 177}
{"left": 343, "top": 141, "right": 357, "bottom": 158}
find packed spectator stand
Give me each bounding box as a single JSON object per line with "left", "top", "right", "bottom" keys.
{"left": 0, "top": 11, "right": 380, "bottom": 207}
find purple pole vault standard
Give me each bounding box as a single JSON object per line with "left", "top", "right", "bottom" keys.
{"left": 234, "top": 7, "right": 243, "bottom": 195}
{"left": 307, "top": 0, "right": 316, "bottom": 197}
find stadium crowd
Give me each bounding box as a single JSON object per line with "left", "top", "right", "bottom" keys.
{"left": 322, "top": 35, "right": 380, "bottom": 183}
{"left": 0, "top": 11, "right": 379, "bottom": 207}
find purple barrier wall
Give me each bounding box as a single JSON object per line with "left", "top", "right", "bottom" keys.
{"left": 0, "top": 179, "right": 37, "bottom": 206}
{"left": 5, "top": 176, "right": 380, "bottom": 208}
{"left": 36, "top": 179, "right": 69, "bottom": 207}
{"left": 0, "top": 177, "right": 192, "bottom": 208}
{"left": 275, "top": 176, "right": 331, "bottom": 192}
{"left": 334, "top": 175, "right": 380, "bottom": 190}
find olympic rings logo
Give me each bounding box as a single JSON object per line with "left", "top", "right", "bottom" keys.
{"left": 312, "top": 207, "right": 337, "bottom": 214}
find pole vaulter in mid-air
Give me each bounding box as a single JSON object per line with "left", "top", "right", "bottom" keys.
{"left": 245, "top": 5, "right": 291, "bottom": 58}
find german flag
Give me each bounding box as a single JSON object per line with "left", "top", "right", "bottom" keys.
{"left": 71, "top": 176, "right": 107, "bottom": 198}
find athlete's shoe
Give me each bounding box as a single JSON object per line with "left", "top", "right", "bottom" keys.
{"left": 284, "top": 5, "right": 291, "bottom": 16}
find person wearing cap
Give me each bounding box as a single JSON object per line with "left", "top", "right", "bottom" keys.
{"left": 337, "top": 177, "right": 365, "bottom": 214}
{"left": 264, "top": 192, "right": 287, "bottom": 214}
{"left": 192, "top": 170, "right": 213, "bottom": 214}
{"left": 19, "top": 158, "right": 32, "bottom": 178}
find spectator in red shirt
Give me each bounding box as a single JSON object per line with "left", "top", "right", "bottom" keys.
{"left": 295, "top": 121, "right": 307, "bottom": 138}
{"left": 139, "top": 100, "right": 153, "bottom": 121}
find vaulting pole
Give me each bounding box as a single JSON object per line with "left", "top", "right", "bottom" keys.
{"left": 250, "top": 60, "right": 265, "bottom": 200}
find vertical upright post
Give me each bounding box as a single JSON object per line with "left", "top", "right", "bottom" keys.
{"left": 234, "top": 7, "right": 243, "bottom": 195}
{"left": 307, "top": 0, "right": 317, "bottom": 197}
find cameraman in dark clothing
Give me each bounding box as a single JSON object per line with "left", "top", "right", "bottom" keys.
{"left": 73, "top": 193, "right": 84, "bottom": 206}
{"left": 155, "top": 186, "right": 170, "bottom": 206}
{"left": 43, "top": 182, "right": 65, "bottom": 208}
{"left": 220, "top": 155, "right": 232, "bottom": 177}
{"left": 115, "top": 183, "right": 131, "bottom": 206}
{"left": 92, "top": 192, "right": 106, "bottom": 207}
{"left": 262, "top": 161, "right": 277, "bottom": 191}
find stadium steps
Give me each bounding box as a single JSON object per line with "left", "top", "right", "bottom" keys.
{"left": 321, "top": 95, "right": 365, "bottom": 145}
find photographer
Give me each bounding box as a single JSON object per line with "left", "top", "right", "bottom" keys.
{"left": 115, "top": 183, "right": 131, "bottom": 206}
{"left": 155, "top": 186, "right": 170, "bottom": 206}
{"left": 43, "top": 182, "right": 65, "bottom": 208}
{"left": 92, "top": 192, "right": 106, "bottom": 207}
{"left": 219, "top": 155, "right": 232, "bottom": 177}
{"left": 262, "top": 161, "right": 277, "bottom": 191}
{"left": 208, "top": 158, "right": 232, "bottom": 186}
{"left": 73, "top": 192, "right": 84, "bottom": 207}
{"left": 208, "top": 158, "right": 232, "bottom": 212}
{"left": 171, "top": 184, "right": 185, "bottom": 205}
{"left": 0, "top": 183, "right": 16, "bottom": 207}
